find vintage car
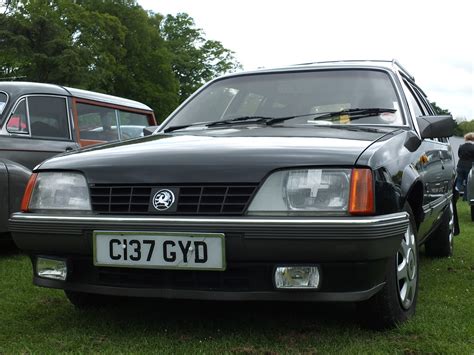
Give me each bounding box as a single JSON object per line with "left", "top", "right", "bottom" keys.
{"left": 10, "top": 60, "right": 456, "bottom": 329}
{"left": 0, "top": 82, "right": 156, "bottom": 243}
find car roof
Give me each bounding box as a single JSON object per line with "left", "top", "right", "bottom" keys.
{"left": 221, "top": 59, "right": 415, "bottom": 81}
{"left": 0, "top": 81, "right": 69, "bottom": 97}
{"left": 65, "top": 87, "right": 152, "bottom": 111}
{"left": 0, "top": 81, "right": 152, "bottom": 111}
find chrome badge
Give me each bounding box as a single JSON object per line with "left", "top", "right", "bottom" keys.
{"left": 152, "top": 189, "right": 175, "bottom": 211}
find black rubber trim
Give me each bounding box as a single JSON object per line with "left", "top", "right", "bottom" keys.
{"left": 34, "top": 277, "right": 385, "bottom": 302}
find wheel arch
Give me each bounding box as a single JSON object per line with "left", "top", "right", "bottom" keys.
{"left": 0, "top": 160, "right": 9, "bottom": 234}
{"left": 0, "top": 159, "right": 32, "bottom": 232}
{"left": 400, "top": 165, "right": 424, "bottom": 231}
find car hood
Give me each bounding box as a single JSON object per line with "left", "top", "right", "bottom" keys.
{"left": 39, "top": 126, "right": 400, "bottom": 184}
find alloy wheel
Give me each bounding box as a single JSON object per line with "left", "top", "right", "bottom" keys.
{"left": 397, "top": 222, "right": 417, "bottom": 310}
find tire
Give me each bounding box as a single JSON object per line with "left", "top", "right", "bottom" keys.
{"left": 425, "top": 200, "right": 454, "bottom": 258}
{"left": 471, "top": 205, "right": 474, "bottom": 222}
{"left": 64, "top": 290, "right": 113, "bottom": 309}
{"left": 358, "top": 206, "right": 419, "bottom": 329}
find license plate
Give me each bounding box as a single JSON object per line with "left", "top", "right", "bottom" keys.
{"left": 93, "top": 231, "right": 225, "bottom": 271}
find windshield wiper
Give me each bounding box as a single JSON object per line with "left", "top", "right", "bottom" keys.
{"left": 163, "top": 122, "right": 208, "bottom": 133}
{"left": 163, "top": 116, "right": 275, "bottom": 133}
{"left": 207, "top": 109, "right": 397, "bottom": 127}
{"left": 311, "top": 108, "right": 396, "bottom": 121}
{"left": 206, "top": 115, "right": 276, "bottom": 127}
{"left": 163, "top": 108, "right": 397, "bottom": 133}
{"left": 206, "top": 112, "right": 332, "bottom": 127}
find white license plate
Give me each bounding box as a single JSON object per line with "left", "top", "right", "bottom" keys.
{"left": 93, "top": 231, "right": 225, "bottom": 271}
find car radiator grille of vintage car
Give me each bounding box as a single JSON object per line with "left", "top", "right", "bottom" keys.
{"left": 89, "top": 184, "right": 258, "bottom": 215}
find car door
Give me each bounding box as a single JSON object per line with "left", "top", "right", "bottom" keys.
{"left": 0, "top": 95, "right": 79, "bottom": 170}
{"left": 413, "top": 86, "right": 455, "bottom": 217}
{"left": 402, "top": 79, "right": 451, "bottom": 238}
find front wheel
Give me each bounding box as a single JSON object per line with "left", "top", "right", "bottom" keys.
{"left": 358, "top": 206, "right": 419, "bottom": 329}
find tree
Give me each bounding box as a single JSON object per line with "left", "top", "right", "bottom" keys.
{"left": 430, "top": 101, "right": 451, "bottom": 115}
{"left": 454, "top": 120, "right": 474, "bottom": 137}
{"left": 0, "top": 0, "right": 127, "bottom": 87}
{"left": 78, "top": 0, "right": 179, "bottom": 119}
{"left": 161, "top": 13, "right": 241, "bottom": 102}
{"left": 0, "top": 1, "right": 241, "bottom": 119}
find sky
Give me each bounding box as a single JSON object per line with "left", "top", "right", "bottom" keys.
{"left": 139, "top": 0, "right": 473, "bottom": 120}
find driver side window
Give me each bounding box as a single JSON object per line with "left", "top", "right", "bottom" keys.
{"left": 403, "top": 81, "right": 425, "bottom": 118}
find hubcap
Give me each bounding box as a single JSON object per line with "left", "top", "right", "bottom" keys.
{"left": 397, "top": 222, "right": 417, "bottom": 310}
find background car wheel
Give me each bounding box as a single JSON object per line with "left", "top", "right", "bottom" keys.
{"left": 471, "top": 206, "right": 474, "bottom": 221}
{"left": 64, "top": 290, "right": 113, "bottom": 309}
{"left": 425, "top": 200, "right": 454, "bottom": 257}
{"left": 357, "top": 206, "right": 419, "bottom": 329}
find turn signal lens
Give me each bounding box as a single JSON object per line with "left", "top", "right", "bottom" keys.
{"left": 349, "top": 168, "right": 374, "bottom": 215}
{"left": 21, "top": 173, "right": 38, "bottom": 212}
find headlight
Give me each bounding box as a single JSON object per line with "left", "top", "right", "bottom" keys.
{"left": 25, "top": 172, "right": 91, "bottom": 212}
{"left": 247, "top": 168, "right": 374, "bottom": 216}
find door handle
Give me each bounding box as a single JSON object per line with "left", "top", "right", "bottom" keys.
{"left": 65, "top": 146, "right": 74, "bottom": 152}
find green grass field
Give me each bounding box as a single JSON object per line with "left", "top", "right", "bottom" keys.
{"left": 1, "top": 204, "right": 473, "bottom": 354}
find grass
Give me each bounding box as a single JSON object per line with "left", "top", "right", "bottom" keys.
{"left": 0, "top": 204, "right": 473, "bottom": 354}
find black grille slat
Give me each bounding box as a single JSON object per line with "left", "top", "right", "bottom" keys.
{"left": 90, "top": 184, "right": 257, "bottom": 215}
{"left": 94, "top": 264, "right": 273, "bottom": 292}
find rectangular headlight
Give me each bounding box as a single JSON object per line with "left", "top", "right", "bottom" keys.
{"left": 247, "top": 169, "right": 351, "bottom": 215}
{"left": 28, "top": 172, "right": 91, "bottom": 211}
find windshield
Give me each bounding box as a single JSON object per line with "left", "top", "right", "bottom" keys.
{"left": 164, "top": 70, "right": 404, "bottom": 130}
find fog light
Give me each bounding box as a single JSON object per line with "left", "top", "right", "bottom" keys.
{"left": 36, "top": 257, "right": 67, "bottom": 281}
{"left": 274, "top": 266, "right": 320, "bottom": 289}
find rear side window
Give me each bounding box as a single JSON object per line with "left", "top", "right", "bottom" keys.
{"left": 77, "top": 102, "right": 151, "bottom": 141}
{"left": 28, "top": 96, "right": 70, "bottom": 139}
{"left": 118, "top": 111, "right": 149, "bottom": 139}
{"left": 77, "top": 103, "right": 119, "bottom": 142}
{"left": 0, "top": 93, "right": 7, "bottom": 114}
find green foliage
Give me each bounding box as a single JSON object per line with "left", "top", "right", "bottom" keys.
{"left": 0, "top": 1, "right": 241, "bottom": 120}
{"left": 430, "top": 101, "right": 451, "bottom": 115}
{"left": 454, "top": 120, "right": 474, "bottom": 137}
{"left": 161, "top": 13, "right": 242, "bottom": 102}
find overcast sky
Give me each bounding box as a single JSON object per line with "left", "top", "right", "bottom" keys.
{"left": 140, "top": 0, "right": 473, "bottom": 119}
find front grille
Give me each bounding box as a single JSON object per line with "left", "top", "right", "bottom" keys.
{"left": 95, "top": 264, "right": 274, "bottom": 292}
{"left": 70, "top": 258, "right": 274, "bottom": 292}
{"left": 89, "top": 184, "right": 258, "bottom": 215}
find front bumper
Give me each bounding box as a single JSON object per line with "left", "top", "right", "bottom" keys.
{"left": 10, "top": 212, "right": 408, "bottom": 301}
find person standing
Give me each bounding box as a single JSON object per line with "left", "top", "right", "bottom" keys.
{"left": 456, "top": 132, "right": 474, "bottom": 198}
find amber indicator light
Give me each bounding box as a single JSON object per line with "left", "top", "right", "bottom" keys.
{"left": 349, "top": 168, "right": 374, "bottom": 215}
{"left": 21, "top": 173, "right": 38, "bottom": 212}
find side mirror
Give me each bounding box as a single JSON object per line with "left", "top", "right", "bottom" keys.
{"left": 416, "top": 115, "right": 454, "bottom": 139}
{"left": 143, "top": 126, "right": 159, "bottom": 137}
